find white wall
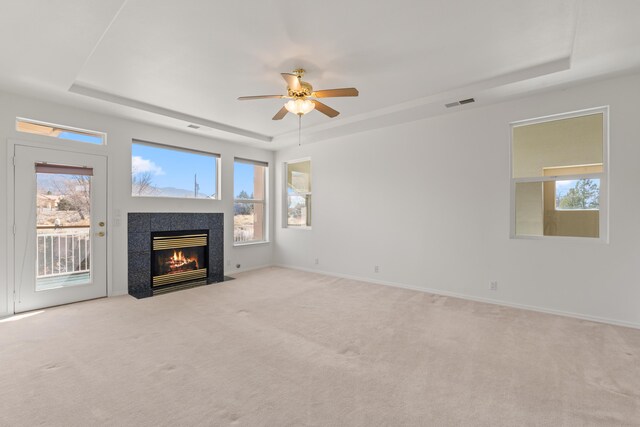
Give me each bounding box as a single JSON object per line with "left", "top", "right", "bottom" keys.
{"left": 3, "top": 72, "right": 640, "bottom": 326}
{"left": 1, "top": 91, "right": 274, "bottom": 317}
{"left": 274, "top": 72, "right": 640, "bottom": 328}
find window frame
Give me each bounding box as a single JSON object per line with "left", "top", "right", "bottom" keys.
{"left": 233, "top": 158, "right": 269, "bottom": 246}
{"left": 16, "top": 117, "right": 107, "bottom": 145}
{"left": 509, "top": 106, "right": 609, "bottom": 242}
{"left": 130, "top": 139, "right": 221, "bottom": 200}
{"left": 283, "top": 157, "right": 312, "bottom": 230}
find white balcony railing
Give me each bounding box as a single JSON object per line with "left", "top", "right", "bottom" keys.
{"left": 36, "top": 227, "right": 91, "bottom": 278}
{"left": 234, "top": 226, "right": 254, "bottom": 243}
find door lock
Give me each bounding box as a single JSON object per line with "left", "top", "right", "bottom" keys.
{"left": 97, "top": 231, "right": 105, "bottom": 237}
{"left": 99, "top": 221, "right": 105, "bottom": 227}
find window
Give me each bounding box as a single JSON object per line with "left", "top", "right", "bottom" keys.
{"left": 131, "top": 140, "right": 219, "bottom": 199}
{"left": 285, "top": 159, "right": 311, "bottom": 228}
{"left": 16, "top": 118, "right": 105, "bottom": 145}
{"left": 510, "top": 108, "right": 608, "bottom": 240}
{"left": 234, "top": 159, "right": 268, "bottom": 244}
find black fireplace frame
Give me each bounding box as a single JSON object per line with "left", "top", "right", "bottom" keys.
{"left": 128, "top": 213, "right": 224, "bottom": 299}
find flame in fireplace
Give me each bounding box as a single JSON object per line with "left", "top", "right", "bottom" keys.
{"left": 168, "top": 250, "right": 198, "bottom": 271}
{"left": 172, "top": 250, "right": 184, "bottom": 264}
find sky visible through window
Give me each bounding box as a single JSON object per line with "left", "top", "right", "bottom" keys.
{"left": 556, "top": 180, "right": 576, "bottom": 196}
{"left": 132, "top": 143, "right": 217, "bottom": 197}
{"left": 555, "top": 179, "right": 600, "bottom": 197}
{"left": 58, "top": 132, "right": 103, "bottom": 144}
{"left": 234, "top": 162, "right": 256, "bottom": 198}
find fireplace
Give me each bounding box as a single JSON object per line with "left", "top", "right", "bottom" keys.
{"left": 151, "top": 229, "right": 209, "bottom": 288}
{"left": 128, "top": 213, "right": 224, "bottom": 298}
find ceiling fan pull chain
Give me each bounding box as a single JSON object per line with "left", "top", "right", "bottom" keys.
{"left": 298, "top": 114, "right": 302, "bottom": 146}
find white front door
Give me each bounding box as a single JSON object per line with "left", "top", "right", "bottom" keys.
{"left": 14, "top": 145, "right": 108, "bottom": 313}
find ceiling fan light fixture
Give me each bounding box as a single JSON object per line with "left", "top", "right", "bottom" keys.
{"left": 285, "top": 99, "right": 315, "bottom": 116}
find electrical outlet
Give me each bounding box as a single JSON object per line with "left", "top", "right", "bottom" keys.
{"left": 374, "top": 265, "right": 379, "bottom": 273}
{"left": 315, "top": 258, "right": 319, "bottom": 265}
{"left": 490, "top": 281, "right": 498, "bottom": 291}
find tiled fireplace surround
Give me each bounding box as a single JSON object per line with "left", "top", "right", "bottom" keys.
{"left": 127, "top": 213, "right": 224, "bottom": 298}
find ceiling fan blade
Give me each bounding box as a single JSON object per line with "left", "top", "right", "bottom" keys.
{"left": 281, "top": 73, "right": 301, "bottom": 91}
{"left": 272, "top": 106, "right": 289, "bottom": 120}
{"left": 312, "top": 88, "right": 359, "bottom": 98}
{"left": 238, "top": 95, "right": 285, "bottom": 100}
{"left": 312, "top": 100, "right": 340, "bottom": 118}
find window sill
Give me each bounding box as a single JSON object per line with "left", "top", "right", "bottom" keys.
{"left": 234, "top": 240, "right": 270, "bottom": 247}
{"left": 285, "top": 226, "right": 312, "bottom": 230}
{"left": 511, "top": 234, "right": 608, "bottom": 244}
{"left": 131, "top": 194, "right": 221, "bottom": 201}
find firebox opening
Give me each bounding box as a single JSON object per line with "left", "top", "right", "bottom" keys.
{"left": 151, "top": 229, "right": 209, "bottom": 288}
{"left": 153, "top": 247, "right": 204, "bottom": 276}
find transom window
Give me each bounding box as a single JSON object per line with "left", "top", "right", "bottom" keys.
{"left": 16, "top": 117, "right": 105, "bottom": 145}
{"left": 510, "top": 108, "right": 608, "bottom": 240}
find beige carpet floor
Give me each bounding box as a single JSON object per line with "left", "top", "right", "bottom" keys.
{"left": 1, "top": 267, "right": 639, "bottom": 426}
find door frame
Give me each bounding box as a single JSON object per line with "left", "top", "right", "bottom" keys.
{"left": 5, "top": 137, "right": 111, "bottom": 315}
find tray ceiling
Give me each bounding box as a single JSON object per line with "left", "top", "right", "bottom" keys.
{"left": 1, "top": 0, "right": 640, "bottom": 148}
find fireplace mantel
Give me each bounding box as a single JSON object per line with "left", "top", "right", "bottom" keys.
{"left": 127, "top": 213, "right": 223, "bottom": 298}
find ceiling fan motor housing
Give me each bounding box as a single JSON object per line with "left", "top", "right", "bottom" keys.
{"left": 288, "top": 81, "right": 313, "bottom": 99}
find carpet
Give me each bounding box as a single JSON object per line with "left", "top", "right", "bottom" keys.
{"left": 1, "top": 267, "right": 639, "bottom": 426}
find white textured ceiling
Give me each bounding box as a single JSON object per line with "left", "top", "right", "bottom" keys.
{"left": 1, "top": 0, "right": 639, "bottom": 149}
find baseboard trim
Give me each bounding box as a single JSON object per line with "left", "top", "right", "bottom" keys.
{"left": 226, "top": 264, "right": 274, "bottom": 276}
{"left": 275, "top": 264, "right": 640, "bottom": 330}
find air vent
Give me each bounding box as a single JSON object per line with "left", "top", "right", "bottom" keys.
{"left": 187, "top": 124, "right": 200, "bottom": 129}
{"left": 445, "top": 97, "right": 476, "bottom": 108}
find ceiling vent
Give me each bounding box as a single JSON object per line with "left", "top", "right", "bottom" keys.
{"left": 445, "top": 97, "right": 475, "bottom": 108}
{"left": 187, "top": 124, "right": 201, "bottom": 129}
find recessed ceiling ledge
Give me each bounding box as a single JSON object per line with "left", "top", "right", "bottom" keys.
{"left": 69, "top": 82, "right": 273, "bottom": 143}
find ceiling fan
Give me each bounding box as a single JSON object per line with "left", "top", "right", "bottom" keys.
{"left": 238, "top": 69, "right": 359, "bottom": 120}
